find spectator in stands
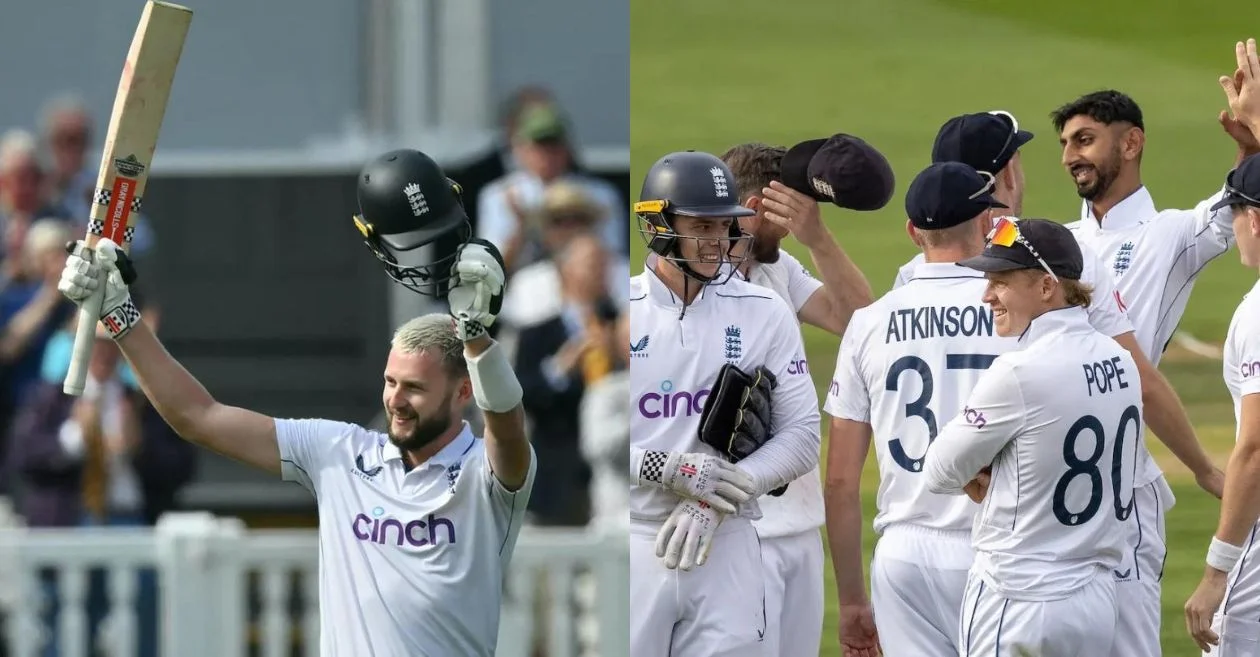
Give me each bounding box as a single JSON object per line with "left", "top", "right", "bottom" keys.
{"left": 0, "top": 219, "right": 75, "bottom": 497}
{"left": 580, "top": 309, "right": 629, "bottom": 532}
{"left": 0, "top": 130, "right": 69, "bottom": 268}
{"left": 500, "top": 182, "right": 630, "bottom": 329}
{"left": 13, "top": 295, "right": 190, "bottom": 657}
{"left": 39, "top": 94, "right": 95, "bottom": 225}
{"left": 475, "top": 103, "right": 626, "bottom": 273}
{"left": 514, "top": 234, "right": 617, "bottom": 527}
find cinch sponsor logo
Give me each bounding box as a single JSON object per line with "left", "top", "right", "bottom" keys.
{"left": 963, "top": 406, "right": 987, "bottom": 428}
{"left": 828, "top": 380, "right": 839, "bottom": 396}
{"left": 1243, "top": 361, "right": 1260, "bottom": 379}
{"left": 787, "top": 359, "right": 808, "bottom": 375}
{"left": 351, "top": 506, "right": 457, "bottom": 547}
{"left": 638, "top": 380, "right": 710, "bottom": 418}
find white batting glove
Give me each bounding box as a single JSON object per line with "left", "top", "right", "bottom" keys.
{"left": 58, "top": 239, "right": 140, "bottom": 340}
{"left": 447, "top": 239, "right": 505, "bottom": 341}
{"left": 638, "top": 450, "right": 754, "bottom": 515}
{"left": 655, "top": 498, "right": 725, "bottom": 571}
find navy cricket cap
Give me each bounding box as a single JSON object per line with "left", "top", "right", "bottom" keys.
{"left": 1211, "top": 152, "right": 1260, "bottom": 211}
{"left": 932, "top": 111, "right": 1034, "bottom": 175}
{"left": 780, "top": 133, "right": 896, "bottom": 211}
{"left": 905, "top": 162, "right": 1008, "bottom": 230}
{"left": 958, "top": 217, "right": 1084, "bottom": 280}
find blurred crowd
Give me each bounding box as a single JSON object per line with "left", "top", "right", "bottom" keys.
{"left": 483, "top": 88, "right": 630, "bottom": 533}
{"left": 0, "top": 93, "right": 196, "bottom": 657}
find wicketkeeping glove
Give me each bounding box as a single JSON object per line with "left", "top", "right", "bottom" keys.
{"left": 655, "top": 497, "right": 724, "bottom": 571}
{"left": 447, "top": 238, "right": 505, "bottom": 341}
{"left": 58, "top": 239, "right": 141, "bottom": 340}
{"left": 638, "top": 450, "right": 755, "bottom": 515}
{"left": 697, "top": 363, "right": 788, "bottom": 496}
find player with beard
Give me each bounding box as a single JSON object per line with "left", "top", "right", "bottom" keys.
{"left": 720, "top": 140, "right": 880, "bottom": 336}
{"left": 55, "top": 148, "right": 537, "bottom": 657}
{"left": 716, "top": 136, "right": 893, "bottom": 657}
{"left": 1051, "top": 84, "right": 1258, "bottom": 657}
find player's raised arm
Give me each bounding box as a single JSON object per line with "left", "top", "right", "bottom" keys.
{"left": 447, "top": 239, "right": 531, "bottom": 490}
{"left": 924, "top": 359, "right": 1026, "bottom": 495}
{"left": 58, "top": 239, "right": 281, "bottom": 475}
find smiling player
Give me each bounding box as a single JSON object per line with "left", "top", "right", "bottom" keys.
{"left": 56, "top": 148, "right": 537, "bottom": 656}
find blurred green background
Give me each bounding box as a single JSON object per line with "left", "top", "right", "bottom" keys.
{"left": 630, "top": 0, "right": 1253, "bottom": 653}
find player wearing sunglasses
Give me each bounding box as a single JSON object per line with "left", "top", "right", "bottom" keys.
{"left": 923, "top": 216, "right": 1142, "bottom": 656}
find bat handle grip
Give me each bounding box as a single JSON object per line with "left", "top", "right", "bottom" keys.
{"left": 63, "top": 263, "right": 107, "bottom": 397}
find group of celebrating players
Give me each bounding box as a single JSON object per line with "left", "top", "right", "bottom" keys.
{"left": 630, "top": 38, "right": 1260, "bottom": 656}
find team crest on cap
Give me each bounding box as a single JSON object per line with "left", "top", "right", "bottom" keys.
{"left": 810, "top": 177, "right": 835, "bottom": 200}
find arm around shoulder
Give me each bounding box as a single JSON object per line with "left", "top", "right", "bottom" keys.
{"left": 464, "top": 334, "right": 532, "bottom": 491}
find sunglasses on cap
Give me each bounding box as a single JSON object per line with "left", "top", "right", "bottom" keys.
{"left": 986, "top": 216, "right": 1059, "bottom": 282}
{"left": 1226, "top": 181, "right": 1260, "bottom": 208}
{"left": 987, "top": 110, "right": 1020, "bottom": 171}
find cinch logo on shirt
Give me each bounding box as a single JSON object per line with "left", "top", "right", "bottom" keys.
{"left": 638, "top": 380, "right": 710, "bottom": 419}
{"left": 787, "top": 359, "right": 808, "bottom": 375}
{"left": 1242, "top": 361, "right": 1260, "bottom": 379}
{"left": 351, "top": 506, "right": 457, "bottom": 547}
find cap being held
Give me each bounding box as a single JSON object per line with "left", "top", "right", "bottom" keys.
{"left": 779, "top": 133, "right": 895, "bottom": 211}
{"left": 1211, "top": 152, "right": 1260, "bottom": 212}
{"left": 932, "top": 111, "right": 1034, "bottom": 175}
{"left": 905, "top": 162, "right": 1008, "bottom": 230}
{"left": 958, "top": 217, "right": 1084, "bottom": 281}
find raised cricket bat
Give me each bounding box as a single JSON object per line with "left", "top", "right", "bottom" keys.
{"left": 64, "top": 0, "right": 192, "bottom": 396}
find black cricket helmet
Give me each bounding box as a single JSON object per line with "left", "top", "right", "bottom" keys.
{"left": 634, "top": 150, "right": 754, "bottom": 284}
{"left": 353, "top": 149, "right": 472, "bottom": 296}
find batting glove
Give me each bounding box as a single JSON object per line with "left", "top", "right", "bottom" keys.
{"left": 447, "top": 239, "right": 505, "bottom": 341}
{"left": 655, "top": 498, "right": 725, "bottom": 571}
{"left": 638, "top": 450, "right": 755, "bottom": 515}
{"left": 58, "top": 238, "right": 140, "bottom": 340}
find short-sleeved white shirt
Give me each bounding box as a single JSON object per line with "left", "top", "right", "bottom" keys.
{"left": 736, "top": 249, "right": 827, "bottom": 538}
{"left": 277, "top": 418, "right": 537, "bottom": 656}
{"left": 1225, "top": 279, "right": 1260, "bottom": 435}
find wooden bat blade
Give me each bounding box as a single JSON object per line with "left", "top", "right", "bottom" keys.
{"left": 64, "top": 0, "right": 192, "bottom": 397}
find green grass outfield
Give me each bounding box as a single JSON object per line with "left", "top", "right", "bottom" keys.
{"left": 630, "top": 0, "right": 1256, "bottom": 653}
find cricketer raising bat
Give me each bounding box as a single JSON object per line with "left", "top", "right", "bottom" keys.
{"left": 64, "top": 0, "right": 193, "bottom": 396}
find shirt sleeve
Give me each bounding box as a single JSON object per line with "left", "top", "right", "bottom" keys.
{"left": 823, "top": 310, "right": 871, "bottom": 422}
{"left": 736, "top": 305, "right": 823, "bottom": 496}
{"left": 479, "top": 442, "right": 538, "bottom": 509}
{"left": 275, "top": 418, "right": 358, "bottom": 494}
{"left": 780, "top": 250, "right": 825, "bottom": 313}
{"left": 924, "top": 358, "right": 1027, "bottom": 495}
{"left": 1079, "top": 242, "right": 1134, "bottom": 339}
{"left": 1166, "top": 186, "right": 1236, "bottom": 273}
{"left": 1239, "top": 310, "right": 1260, "bottom": 398}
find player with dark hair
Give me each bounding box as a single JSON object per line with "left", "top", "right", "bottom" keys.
{"left": 1050, "top": 82, "right": 1257, "bottom": 655}
{"left": 629, "top": 149, "right": 821, "bottom": 656}
{"left": 57, "top": 148, "right": 536, "bottom": 657}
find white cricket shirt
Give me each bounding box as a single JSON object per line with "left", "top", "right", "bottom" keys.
{"left": 827, "top": 262, "right": 1015, "bottom": 535}
{"left": 277, "top": 418, "right": 537, "bottom": 657}
{"left": 628, "top": 256, "right": 822, "bottom": 522}
{"left": 1225, "top": 279, "right": 1260, "bottom": 438}
{"left": 736, "top": 249, "right": 826, "bottom": 539}
{"left": 1067, "top": 186, "right": 1234, "bottom": 365}
{"left": 924, "top": 307, "right": 1142, "bottom": 600}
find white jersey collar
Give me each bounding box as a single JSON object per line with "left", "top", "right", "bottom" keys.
{"left": 381, "top": 421, "right": 476, "bottom": 469}
{"left": 1079, "top": 185, "right": 1156, "bottom": 231}
{"left": 643, "top": 253, "right": 712, "bottom": 308}
{"left": 1017, "top": 305, "right": 1091, "bottom": 345}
